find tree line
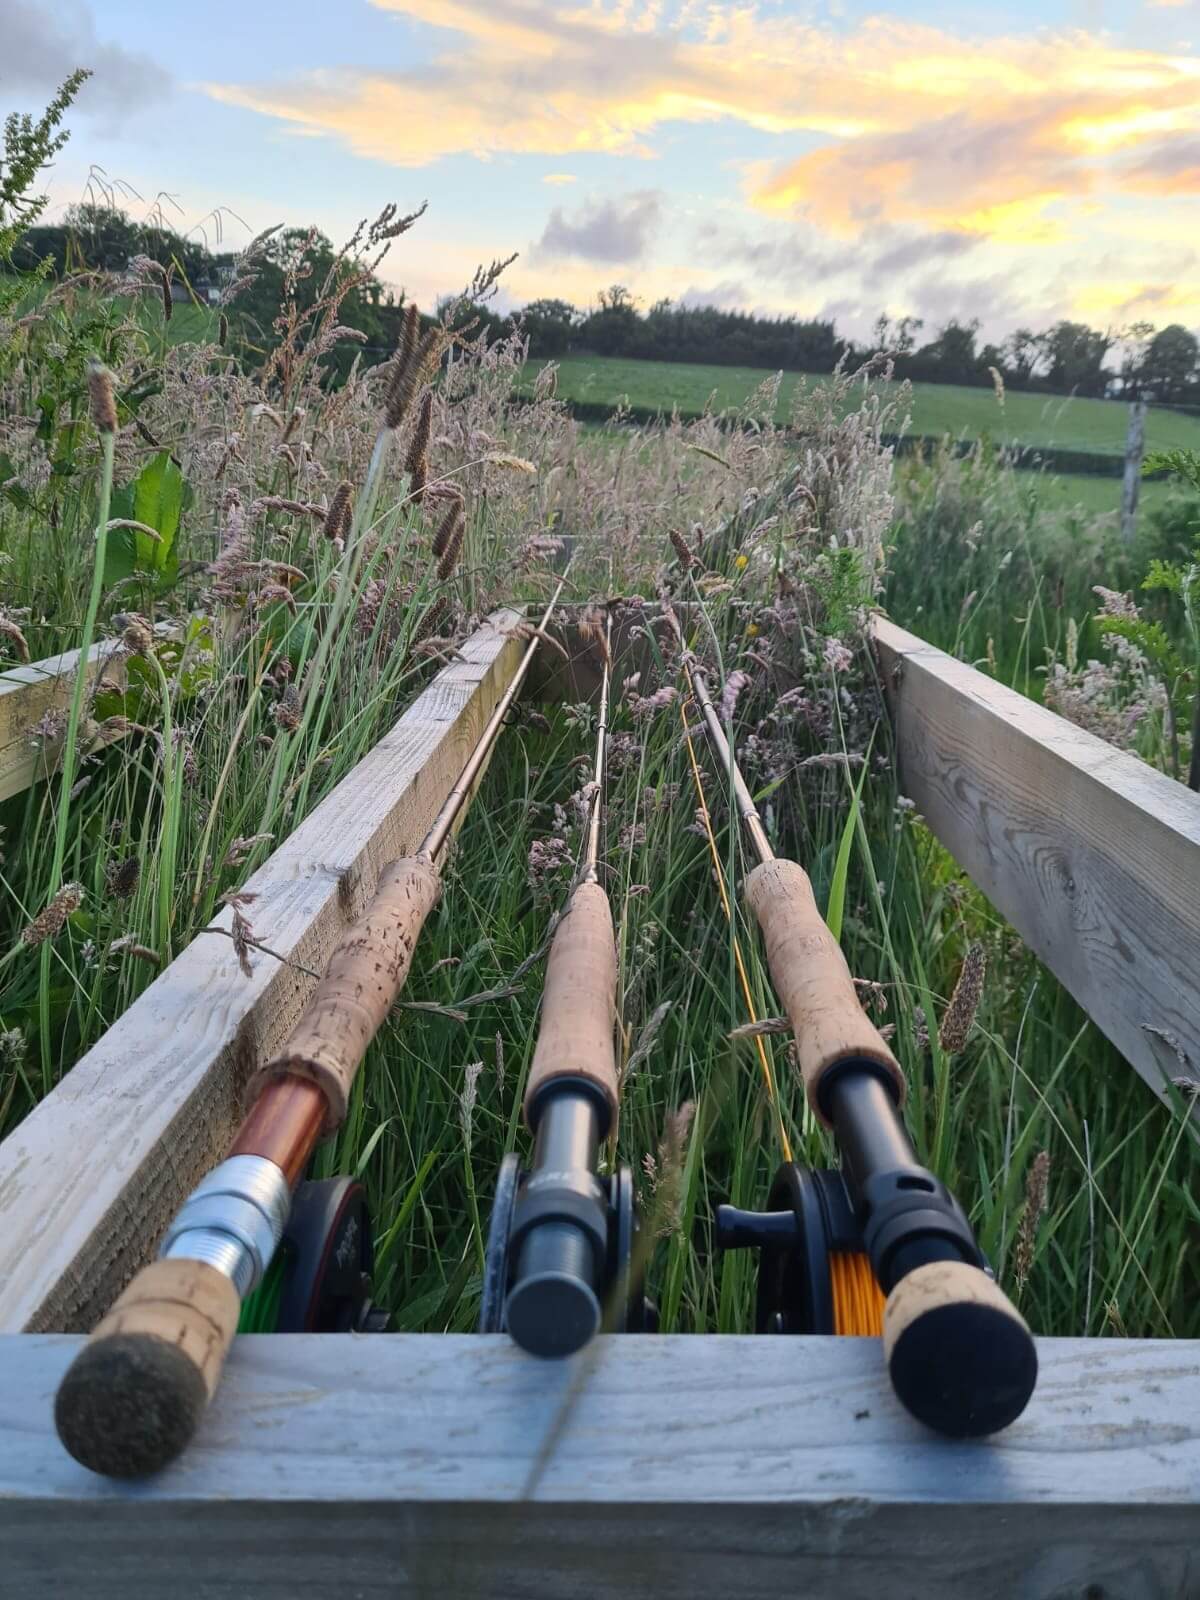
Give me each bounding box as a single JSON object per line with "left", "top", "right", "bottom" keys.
{"left": 13, "top": 205, "right": 1200, "bottom": 404}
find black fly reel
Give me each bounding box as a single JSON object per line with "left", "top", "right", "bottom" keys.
{"left": 479, "top": 1153, "right": 657, "bottom": 1338}
{"left": 275, "top": 1177, "right": 390, "bottom": 1333}
{"left": 718, "top": 1160, "right": 991, "bottom": 1337}
{"left": 718, "top": 1165, "right": 866, "bottom": 1335}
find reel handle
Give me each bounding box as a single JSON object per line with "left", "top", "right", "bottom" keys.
{"left": 744, "top": 858, "right": 905, "bottom": 1124}
{"left": 54, "top": 1258, "right": 240, "bottom": 1478}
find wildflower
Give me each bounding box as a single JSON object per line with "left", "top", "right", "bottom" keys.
{"left": 0, "top": 1027, "right": 25, "bottom": 1065}
{"left": 273, "top": 684, "right": 302, "bottom": 732}
{"left": 823, "top": 637, "right": 853, "bottom": 673}
{"left": 1014, "top": 1150, "right": 1050, "bottom": 1290}
{"left": 22, "top": 882, "right": 84, "bottom": 946}
{"left": 718, "top": 669, "right": 749, "bottom": 724}
{"left": 117, "top": 613, "right": 154, "bottom": 656}
{"left": 938, "top": 943, "right": 986, "bottom": 1054}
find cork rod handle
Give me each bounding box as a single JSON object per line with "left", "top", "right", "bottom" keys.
{"left": 523, "top": 881, "right": 620, "bottom": 1131}
{"left": 249, "top": 854, "right": 443, "bottom": 1130}
{"left": 744, "top": 858, "right": 905, "bottom": 1123}
{"left": 54, "top": 1258, "right": 241, "bottom": 1478}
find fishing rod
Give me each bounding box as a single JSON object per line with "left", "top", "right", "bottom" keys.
{"left": 480, "top": 608, "right": 652, "bottom": 1355}
{"left": 54, "top": 576, "right": 573, "bottom": 1479}
{"left": 671, "top": 609, "right": 1037, "bottom": 1438}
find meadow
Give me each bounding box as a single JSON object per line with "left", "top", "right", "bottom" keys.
{"left": 0, "top": 214, "right": 1196, "bottom": 1354}
{"left": 531, "top": 352, "right": 1200, "bottom": 457}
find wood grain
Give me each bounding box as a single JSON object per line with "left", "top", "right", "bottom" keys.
{"left": 0, "top": 623, "right": 177, "bottom": 801}
{"left": 1, "top": 1333, "right": 1197, "bottom": 1599}
{"left": 873, "top": 617, "right": 1200, "bottom": 1107}
{"left": 0, "top": 611, "right": 524, "bottom": 1334}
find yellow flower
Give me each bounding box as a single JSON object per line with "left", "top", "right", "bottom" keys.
{"left": 734, "top": 554, "right": 748, "bottom": 570}
{"left": 745, "top": 622, "right": 760, "bottom": 637}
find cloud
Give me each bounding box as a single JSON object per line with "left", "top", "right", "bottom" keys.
{"left": 1, "top": 0, "right": 170, "bottom": 123}
{"left": 203, "top": 3, "right": 1200, "bottom": 251}
{"left": 536, "top": 191, "right": 663, "bottom": 263}
{"left": 542, "top": 174, "right": 578, "bottom": 186}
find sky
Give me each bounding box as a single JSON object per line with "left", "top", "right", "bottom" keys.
{"left": 5, "top": 0, "right": 1200, "bottom": 344}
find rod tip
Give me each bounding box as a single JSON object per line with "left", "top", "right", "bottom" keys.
{"left": 55, "top": 1334, "right": 207, "bottom": 1478}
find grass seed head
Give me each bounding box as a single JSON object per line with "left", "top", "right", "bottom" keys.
{"left": 432, "top": 498, "right": 464, "bottom": 563}
{"left": 405, "top": 390, "right": 433, "bottom": 503}
{"left": 105, "top": 856, "right": 141, "bottom": 900}
{"left": 1014, "top": 1149, "right": 1050, "bottom": 1289}
{"left": 218, "top": 312, "right": 228, "bottom": 347}
{"left": 323, "top": 480, "right": 354, "bottom": 541}
{"left": 938, "top": 942, "right": 986, "bottom": 1054}
{"left": 22, "top": 882, "right": 84, "bottom": 946}
{"left": 86, "top": 361, "right": 118, "bottom": 435}
{"left": 161, "top": 268, "right": 173, "bottom": 323}
{"left": 436, "top": 510, "right": 465, "bottom": 581}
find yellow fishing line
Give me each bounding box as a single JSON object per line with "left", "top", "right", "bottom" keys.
{"left": 681, "top": 700, "right": 793, "bottom": 1165}
{"left": 830, "top": 1250, "right": 885, "bottom": 1337}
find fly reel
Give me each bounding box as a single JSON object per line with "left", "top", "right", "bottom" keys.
{"left": 240, "top": 1177, "right": 389, "bottom": 1334}
{"left": 718, "top": 1161, "right": 989, "bottom": 1339}
{"left": 479, "top": 1153, "right": 656, "bottom": 1346}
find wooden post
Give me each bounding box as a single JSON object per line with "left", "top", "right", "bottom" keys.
{"left": 1121, "top": 397, "right": 1147, "bottom": 543}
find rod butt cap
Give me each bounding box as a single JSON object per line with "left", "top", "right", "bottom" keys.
{"left": 55, "top": 1333, "right": 207, "bottom": 1478}
{"left": 884, "top": 1260, "right": 1038, "bottom": 1438}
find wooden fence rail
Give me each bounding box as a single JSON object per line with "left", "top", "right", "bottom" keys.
{"left": 0, "top": 609, "right": 523, "bottom": 1334}
{"left": 0, "top": 622, "right": 177, "bottom": 802}
{"left": 2, "top": 1333, "right": 1197, "bottom": 1599}
{"left": 872, "top": 617, "right": 1200, "bottom": 1108}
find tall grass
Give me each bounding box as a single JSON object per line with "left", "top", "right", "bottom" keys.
{"left": 0, "top": 214, "right": 1195, "bottom": 1348}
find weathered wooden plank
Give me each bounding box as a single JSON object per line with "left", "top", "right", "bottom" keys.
{"left": 0, "top": 610, "right": 524, "bottom": 1334}
{"left": 873, "top": 617, "right": 1200, "bottom": 1106}
{"left": 1, "top": 1333, "right": 1196, "bottom": 1598}
{"left": 0, "top": 622, "right": 177, "bottom": 801}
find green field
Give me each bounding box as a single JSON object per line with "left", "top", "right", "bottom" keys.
{"left": 533, "top": 354, "right": 1200, "bottom": 457}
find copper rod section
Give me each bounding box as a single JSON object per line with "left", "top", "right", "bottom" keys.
{"left": 229, "top": 1077, "right": 327, "bottom": 1188}
{"left": 581, "top": 611, "right": 613, "bottom": 884}
{"left": 420, "top": 573, "right": 571, "bottom": 863}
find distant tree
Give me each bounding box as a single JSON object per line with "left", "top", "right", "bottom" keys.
{"left": 579, "top": 285, "right": 641, "bottom": 357}
{"left": 1001, "top": 327, "right": 1044, "bottom": 387}
{"left": 1039, "top": 320, "right": 1112, "bottom": 397}
{"left": 1138, "top": 324, "right": 1200, "bottom": 404}
{"left": 912, "top": 318, "right": 981, "bottom": 385}
{"left": 519, "top": 297, "right": 578, "bottom": 357}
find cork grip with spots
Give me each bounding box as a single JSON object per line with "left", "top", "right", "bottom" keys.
{"left": 744, "top": 858, "right": 905, "bottom": 1123}
{"left": 883, "top": 1259, "right": 1038, "bottom": 1437}
{"left": 523, "top": 881, "right": 620, "bottom": 1132}
{"left": 249, "top": 854, "right": 443, "bottom": 1131}
{"left": 54, "top": 1258, "right": 241, "bottom": 1478}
